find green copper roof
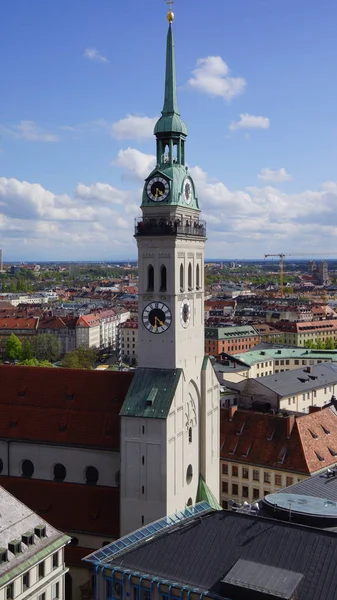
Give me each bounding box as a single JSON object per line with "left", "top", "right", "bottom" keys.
{"left": 234, "top": 347, "right": 337, "bottom": 367}
{"left": 197, "top": 475, "right": 222, "bottom": 511}
{"left": 120, "top": 367, "right": 182, "bottom": 419}
{"left": 154, "top": 24, "right": 187, "bottom": 136}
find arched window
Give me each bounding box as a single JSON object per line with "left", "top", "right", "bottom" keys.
{"left": 186, "top": 464, "right": 193, "bottom": 485}
{"left": 21, "top": 459, "right": 34, "bottom": 478}
{"left": 188, "top": 263, "right": 192, "bottom": 291}
{"left": 187, "top": 498, "right": 193, "bottom": 507}
{"left": 180, "top": 264, "right": 184, "bottom": 292}
{"left": 188, "top": 427, "right": 192, "bottom": 443}
{"left": 160, "top": 265, "right": 167, "bottom": 292}
{"left": 53, "top": 463, "right": 66, "bottom": 482}
{"left": 147, "top": 264, "right": 154, "bottom": 291}
{"left": 196, "top": 264, "right": 200, "bottom": 290}
{"left": 85, "top": 465, "right": 99, "bottom": 485}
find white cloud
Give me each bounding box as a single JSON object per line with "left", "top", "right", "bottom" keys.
{"left": 229, "top": 113, "right": 270, "bottom": 131}
{"left": 258, "top": 168, "right": 292, "bottom": 183}
{"left": 0, "top": 121, "right": 59, "bottom": 142}
{"left": 112, "top": 115, "right": 159, "bottom": 140}
{"left": 84, "top": 48, "right": 109, "bottom": 64}
{"left": 188, "top": 56, "right": 246, "bottom": 101}
{"left": 114, "top": 147, "right": 156, "bottom": 180}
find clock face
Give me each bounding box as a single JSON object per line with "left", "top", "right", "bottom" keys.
{"left": 146, "top": 177, "right": 170, "bottom": 202}
{"left": 180, "top": 298, "right": 191, "bottom": 328}
{"left": 142, "top": 302, "right": 172, "bottom": 334}
{"left": 183, "top": 178, "right": 193, "bottom": 204}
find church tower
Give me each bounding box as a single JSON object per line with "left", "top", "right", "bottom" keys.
{"left": 120, "top": 5, "right": 220, "bottom": 536}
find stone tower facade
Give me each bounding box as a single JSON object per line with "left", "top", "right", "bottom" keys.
{"left": 119, "top": 10, "right": 220, "bottom": 536}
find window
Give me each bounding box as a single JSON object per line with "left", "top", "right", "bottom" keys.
{"left": 264, "top": 472, "right": 271, "bottom": 484}
{"left": 160, "top": 265, "right": 167, "bottom": 292}
{"left": 21, "top": 459, "right": 34, "bottom": 478}
{"left": 242, "top": 486, "right": 249, "bottom": 498}
{"left": 7, "top": 584, "right": 13, "bottom": 600}
{"left": 222, "top": 500, "right": 228, "bottom": 509}
{"left": 53, "top": 552, "right": 59, "bottom": 569}
{"left": 232, "top": 484, "right": 238, "bottom": 495}
{"left": 222, "top": 463, "right": 228, "bottom": 475}
{"left": 53, "top": 463, "right": 66, "bottom": 482}
{"left": 180, "top": 264, "right": 184, "bottom": 291}
{"left": 188, "top": 427, "right": 192, "bottom": 443}
{"left": 324, "top": 388, "right": 327, "bottom": 394}
{"left": 39, "top": 594, "right": 46, "bottom": 600}
{"left": 253, "top": 488, "right": 260, "bottom": 500}
{"left": 188, "top": 262, "right": 192, "bottom": 290}
{"left": 286, "top": 477, "right": 294, "bottom": 486}
{"left": 274, "top": 474, "right": 282, "bottom": 486}
{"left": 286, "top": 360, "right": 289, "bottom": 365}
{"left": 52, "top": 583, "right": 60, "bottom": 600}
{"left": 232, "top": 465, "right": 238, "bottom": 477}
{"left": 23, "top": 572, "right": 30, "bottom": 591}
{"left": 295, "top": 360, "right": 299, "bottom": 365}
{"left": 186, "top": 464, "right": 193, "bottom": 484}
{"left": 85, "top": 466, "right": 99, "bottom": 485}
{"left": 222, "top": 481, "right": 228, "bottom": 493}
{"left": 242, "top": 468, "right": 249, "bottom": 479}
{"left": 253, "top": 470, "right": 259, "bottom": 481}
{"left": 196, "top": 264, "right": 200, "bottom": 289}
{"left": 38, "top": 561, "right": 45, "bottom": 580}
{"left": 147, "top": 265, "right": 154, "bottom": 291}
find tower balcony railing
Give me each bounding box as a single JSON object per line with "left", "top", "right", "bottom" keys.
{"left": 134, "top": 217, "right": 206, "bottom": 238}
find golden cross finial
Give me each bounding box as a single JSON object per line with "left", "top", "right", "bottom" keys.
{"left": 165, "top": 0, "right": 175, "bottom": 23}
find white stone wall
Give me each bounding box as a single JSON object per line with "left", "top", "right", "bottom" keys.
{"left": 0, "top": 441, "right": 120, "bottom": 486}
{"left": 0, "top": 548, "right": 68, "bottom": 600}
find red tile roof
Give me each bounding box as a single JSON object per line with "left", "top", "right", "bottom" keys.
{"left": 0, "top": 365, "right": 133, "bottom": 449}
{"left": 0, "top": 477, "right": 120, "bottom": 537}
{"left": 0, "top": 317, "right": 38, "bottom": 330}
{"left": 220, "top": 406, "right": 337, "bottom": 475}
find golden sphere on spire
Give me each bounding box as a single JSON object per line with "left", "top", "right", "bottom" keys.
{"left": 167, "top": 9, "right": 174, "bottom": 23}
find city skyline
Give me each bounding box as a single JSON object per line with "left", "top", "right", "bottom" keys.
{"left": 1, "top": 0, "right": 336, "bottom": 261}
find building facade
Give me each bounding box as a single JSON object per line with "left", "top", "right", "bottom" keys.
{"left": 205, "top": 325, "right": 260, "bottom": 356}
{"left": 119, "top": 320, "right": 138, "bottom": 365}
{"left": 0, "top": 485, "right": 70, "bottom": 600}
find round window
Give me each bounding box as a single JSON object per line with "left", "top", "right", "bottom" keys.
{"left": 22, "top": 459, "right": 34, "bottom": 478}
{"left": 53, "top": 463, "right": 66, "bottom": 482}
{"left": 186, "top": 464, "right": 193, "bottom": 485}
{"left": 85, "top": 466, "right": 99, "bottom": 485}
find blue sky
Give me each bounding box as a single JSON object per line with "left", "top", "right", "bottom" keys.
{"left": 0, "top": 0, "right": 337, "bottom": 260}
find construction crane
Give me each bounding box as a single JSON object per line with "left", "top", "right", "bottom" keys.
{"left": 264, "top": 252, "right": 337, "bottom": 298}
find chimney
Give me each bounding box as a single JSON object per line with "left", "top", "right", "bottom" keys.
{"left": 229, "top": 405, "right": 238, "bottom": 420}
{"left": 309, "top": 406, "right": 322, "bottom": 414}
{"left": 286, "top": 415, "right": 295, "bottom": 438}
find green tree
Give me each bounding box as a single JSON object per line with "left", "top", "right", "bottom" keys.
{"left": 325, "top": 338, "right": 335, "bottom": 350}
{"left": 304, "top": 340, "right": 315, "bottom": 349}
{"left": 21, "top": 340, "right": 34, "bottom": 360}
{"left": 33, "top": 334, "right": 61, "bottom": 362}
{"left": 316, "top": 338, "right": 324, "bottom": 350}
{"left": 19, "top": 358, "right": 53, "bottom": 367}
{"left": 5, "top": 334, "right": 22, "bottom": 361}
{"left": 61, "top": 346, "right": 98, "bottom": 369}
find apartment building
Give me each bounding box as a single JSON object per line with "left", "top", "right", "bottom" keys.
{"left": 236, "top": 363, "right": 337, "bottom": 413}
{"left": 0, "top": 485, "right": 69, "bottom": 600}
{"left": 119, "top": 320, "right": 138, "bottom": 365}
{"left": 273, "top": 319, "right": 337, "bottom": 346}
{"left": 205, "top": 325, "right": 260, "bottom": 356}
{"left": 220, "top": 405, "right": 337, "bottom": 508}
{"left": 0, "top": 317, "right": 38, "bottom": 354}
{"left": 76, "top": 314, "right": 100, "bottom": 349}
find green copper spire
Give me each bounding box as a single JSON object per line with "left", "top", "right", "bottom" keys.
{"left": 154, "top": 13, "right": 187, "bottom": 136}
{"left": 163, "top": 23, "right": 179, "bottom": 116}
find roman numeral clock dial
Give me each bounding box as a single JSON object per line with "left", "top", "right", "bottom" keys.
{"left": 142, "top": 302, "right": 172, "bottom": 334}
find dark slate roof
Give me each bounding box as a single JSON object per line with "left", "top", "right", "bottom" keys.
{"left": 105, "top": 510, "right": 337, "bottom": 600}
{"left": 119, "top": 368, "right": 182, "bottom": 419}
{"left": 257, "top": 362, "right": 337, "bottom": 397}
{"left": 282, "top": 466, "right": 337, "bottom": 503}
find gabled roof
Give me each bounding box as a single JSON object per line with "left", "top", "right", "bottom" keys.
{"left": 220, "top": 407, "right": 337, "bottom": 474}
{"left": 120, "top": 368, "right": 182, "bottom": 419}
{"left": 256, "top": 363, "right": 337, "bottom": 397}
{"left": 0, "top": 477, "right": 120, "bottom": 537}
{"left": 0, "top": 365, "right": 133, "bottom": 449}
